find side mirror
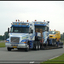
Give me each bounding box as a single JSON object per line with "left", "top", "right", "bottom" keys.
{"left": 8, "top": 28, "right": 9, "bottom": 33}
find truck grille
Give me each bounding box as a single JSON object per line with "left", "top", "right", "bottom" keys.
{"left": 11, "top": 37, "right": 20, "bottom": 43}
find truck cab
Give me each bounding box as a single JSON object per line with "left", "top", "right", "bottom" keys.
{"left": 49, "top": 30, "right": 61, "bottom": 41}
{"left": 5, "top": 20, "right": 35, "bottom": 51}
{"left": 33, "top": 20, "right": 49, "bottom": 47}
{"left": 49, "top": 30, "right": 61, "bottom": 46}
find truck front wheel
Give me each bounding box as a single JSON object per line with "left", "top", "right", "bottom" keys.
{"left": 7, "top": 47, "right": 11, "bottom": 51}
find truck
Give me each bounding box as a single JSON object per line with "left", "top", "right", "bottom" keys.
{"left": 33, "top": 20, "right": 49, "bottom": 49}
{"left": 49, "top": 30, "right": 61, "bottom": 42}
{"left": 49, "top": 30, "right": 63, "bottom": 47}
{"left": 5, "top": 20, "right": 63, "bottom": 51}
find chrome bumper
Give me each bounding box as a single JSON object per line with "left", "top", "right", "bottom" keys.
{"left": 5, "top": 43, "right": 28, "bottom": 48}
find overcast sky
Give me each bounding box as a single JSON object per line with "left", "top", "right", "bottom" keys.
{"left": 0, "top": 1, "right": 64, "bottom": 35}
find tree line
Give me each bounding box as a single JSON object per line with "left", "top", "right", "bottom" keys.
{"left": 0, "top": 31, "right": 9, "bottom": 40}
{"left": 61, "top": 33, "right": 64, "bottom": 41}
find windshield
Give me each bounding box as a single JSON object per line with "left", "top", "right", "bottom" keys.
{"left": 49, "top": 31, "right": 56, "bottom": 34}
{"left": 10, "top": 27, "right": 29, "bottom": 33}
{"left": 35, "top": 26, "right": 46, "bottom": 31}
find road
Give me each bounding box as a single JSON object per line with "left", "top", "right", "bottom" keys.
{"left": 0, "top": 46, "right": 64, "bottom": 64}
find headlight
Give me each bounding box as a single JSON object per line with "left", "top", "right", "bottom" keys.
{"left": 6, "top": 40, "right": 9, "bottom": 43}
{"left": 21, "top": 42, "right": 26, "bottom": 43}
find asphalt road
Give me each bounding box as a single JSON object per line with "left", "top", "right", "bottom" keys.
{"left": 0, "top": 46, "right": 64, "bottom": 64}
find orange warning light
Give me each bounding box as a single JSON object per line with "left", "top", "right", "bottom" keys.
{"left": 54, "top": 29, "right": 56, "bottom": 31}
{"left": 16, "top": 20, "right": 17, "bottom": 22}
{"left": 35, "top": 20, "right": 36, "bottom": 21}
{"left": 44, "top": 20, "right": 45, "bottom": 22}
{"left": 27, "top": 20, "right": 28, "bottom": 22}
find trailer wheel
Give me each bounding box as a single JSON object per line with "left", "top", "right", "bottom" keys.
{"left": 61, "top": 45, "right": 63, "bottom": 48}
{"left": 34, "top": 44, "right": 38, "bottom": 50}
{"left": 38, "top": 44, "right": 40, "bottom": 50}
{"left": 7, "top": 47, "right": 11, "bottom": 51}
{"left": 60, "top": 45, "right": 63, "bottom": 48}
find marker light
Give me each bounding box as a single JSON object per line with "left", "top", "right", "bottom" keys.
{"left": 54, "top": 29, "right": 56, "bottom": 31}
{"left": 15, "top": 23, "right": 17, "bottom": 25}
{"left": 27, "top": 20, "right": 28, "bottom": 22}
{"left": 44, "top": 20, "right": 45, "bottom": 22}
{"left": 6, "top": 40, "right": 9, "bottom": 43}
{"left": 18, "top": 19, "right": 20, "bottom": 22}
{"left": 16, "top": 20, "right": 17, "bottom": 22}
{"left": 19, "top": 23, "right": 20, "bottom": 25}
{"left": 35, "top": 20, "right": 36, "bottom": 21}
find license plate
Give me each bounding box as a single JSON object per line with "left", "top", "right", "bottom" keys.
{"left": 13, "top": 46, "right": 17, "bottom": 48}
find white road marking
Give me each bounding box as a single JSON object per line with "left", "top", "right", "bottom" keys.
{"left": 29, "top": 61, "right": 34, "bottom": 63}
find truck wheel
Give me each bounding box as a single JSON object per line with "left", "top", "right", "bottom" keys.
{"left": 35, "top": 44, "right": 38, "bottom": 50}
{"left": 38, "top": 44, "right": 40, "bottom": 50}
{"left": 7, "top": 47, "right": 11, "bottom": 51}
{"left": 60, "top": 45, "right": 63, "bottom": 48}
{"left": 61, "top": 45, "right": 63, "bottom": 48}
{"left": 25, "top": 48, "right": 29, "bottom": 52}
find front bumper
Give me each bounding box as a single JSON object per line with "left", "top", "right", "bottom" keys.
{"left": 5, "top": 43, "right": 28, "bottom": 48}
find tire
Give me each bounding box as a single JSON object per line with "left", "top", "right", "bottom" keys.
{"left": 25, "top": 48, "right": 29, "bottom": 52}
{"left": 18, "top": 48, "right": 21, "bottom": 51}
{"left": 35, "top": 44, "right": 38, "bottom": 50}
{"left": 38, "top": 44, "right": 40, "bottom": 50}
{"left": 61, "top": 45, "right": 63, "bottom": 48}
{"left": 7, "top": 47, "right": 11, "bottom": 51}
{"left": 60, "top": 45, "right": 63, "bottom": 48}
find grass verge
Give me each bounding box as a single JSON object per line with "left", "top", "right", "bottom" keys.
{"left": 0, "top": 42, "right": 5, "bottom": 47}
{"left": 41, "top": 53, "right": 64, "bottom": 64}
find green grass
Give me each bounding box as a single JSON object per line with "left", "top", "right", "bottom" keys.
{"left": 41, "top": 53, "right": 64, "bottom": 64}
{"left": 0, "top": 42, "right": 5, "bottom": 47}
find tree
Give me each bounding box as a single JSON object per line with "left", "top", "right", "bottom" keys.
{"left": 0, "top": 35, "right": 4, "bottom": 40}
{"left": 3, "top": 31, "right": 9, "bottom": 40}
